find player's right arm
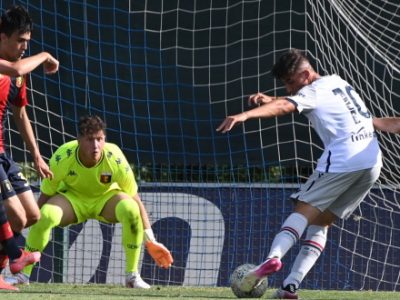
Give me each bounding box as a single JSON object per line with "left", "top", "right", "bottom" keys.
{"left": 216, "top": 98, "right": 296, "bottom": 133}
{"left": 0, "top": 52, "right": 59, "bottom": 76}
{"left": 39, "top": 142, "right": 74, "bottom": 206}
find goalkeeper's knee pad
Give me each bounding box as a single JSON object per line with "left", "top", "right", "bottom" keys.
{"left": 38, "top": 204, "right": 63, "bottom": 229}
{"left": 115, "top": 198, "right": 141, "bottom": 225}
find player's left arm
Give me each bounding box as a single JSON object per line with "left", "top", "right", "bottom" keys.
{"left": 373, "top": 117, "right": 400, "bottom": 133}
{"left": 114, "top": 147, "right": 173, "bottom": 269}
{"left": 132, "top": 193, "right": 174, "bottom": 269}
{"left": 10, "top": 104, "right": 53, "bottom": 179}
{"left": 131, "top": 193, "right": 151, "bottom": 229}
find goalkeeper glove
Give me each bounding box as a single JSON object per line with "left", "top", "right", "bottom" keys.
{"left": 144, "top": 229, "right": 173, "bottom": 269}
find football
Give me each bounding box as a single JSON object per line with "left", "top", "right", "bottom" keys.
{"left": 230, "top": 263, "right": 268, "bottom": 298}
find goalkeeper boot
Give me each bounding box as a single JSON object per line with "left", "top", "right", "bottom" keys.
{"left": 272, "top": 284, "right": 299, "bottom": 299}
{"left": 126, "top": 273, "right": 151, "bottom": 289}
{"left": 9, "top": 249, "right": 41, "bottom": 274}
{"left": 0, "top": 275, "right": 18, "bottom": 291}
{"left": 239, "top": 258, "right": 282, "bottom": 292}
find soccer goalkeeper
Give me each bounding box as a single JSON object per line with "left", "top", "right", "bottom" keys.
{"left": 14, "top": 115, "right": 173, "bottom": 288}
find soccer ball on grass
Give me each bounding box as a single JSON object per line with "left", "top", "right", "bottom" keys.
{"left": 230, "top": 263, "right": 268, "bottom": 298}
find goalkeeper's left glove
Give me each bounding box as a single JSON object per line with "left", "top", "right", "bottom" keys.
{"left": 144, "top": 229, "right": 174, "bottom": 269}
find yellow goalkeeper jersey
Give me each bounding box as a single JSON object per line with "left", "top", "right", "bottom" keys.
{"left": 41, "top": 140, "right": 138, "bottom": 198}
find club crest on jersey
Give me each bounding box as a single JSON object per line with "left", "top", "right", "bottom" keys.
{"left": 100, "top": 172, "right": 112, "bottom": 183}
{"left": 16, "top": 76, "right": 24, "bottom": 88}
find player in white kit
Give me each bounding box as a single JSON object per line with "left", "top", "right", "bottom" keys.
{"left": 217, "top": 49, "right": 387, "bottom": 299}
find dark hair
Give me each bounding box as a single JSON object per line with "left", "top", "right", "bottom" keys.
{"left": 271, "top": 49, "right": 309, "bottom": 80}
{"left": 0, "top": 5, "right": 32, "bottom": 36}
{"left": 78, "top": 115, "right": 106, "bottom": 137}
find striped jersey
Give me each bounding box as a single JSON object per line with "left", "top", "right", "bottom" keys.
{"left": 0, "top": 64, "right": 28, "bottom": 152}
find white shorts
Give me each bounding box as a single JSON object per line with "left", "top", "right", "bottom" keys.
{"left": 290, "top": 165, "right": 381, "bottom": 219}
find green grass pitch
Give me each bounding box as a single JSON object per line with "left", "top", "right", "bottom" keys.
{"left": 0, "top": 284, "right": 399, "bottom": 299}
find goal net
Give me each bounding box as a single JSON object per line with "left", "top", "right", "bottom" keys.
{"left": 2, "top": 0, "right": 399, "bottom": 290}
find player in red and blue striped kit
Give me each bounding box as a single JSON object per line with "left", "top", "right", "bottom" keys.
{"left": 0, "top": 5, "right": 59, "bottom": 290}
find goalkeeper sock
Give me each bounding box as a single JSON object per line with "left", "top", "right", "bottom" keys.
{"left": 23, "top": 204, "right": 63, "bottom": 276}
{"left": 267, "top": 212, "right": 308, "bottom": 259}
{"left": 283, "top": 225, "right": 328, "bottom": 288}
{"left": 115, "top": 199, "right": 143, "bottom": 273}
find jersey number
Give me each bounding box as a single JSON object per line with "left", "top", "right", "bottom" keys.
{"left": 332, "top": 86, "right": 370, "bottom": 124}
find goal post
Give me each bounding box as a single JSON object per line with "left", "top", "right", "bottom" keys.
{"left": 1, "top": 0, "right": 399, "bottom": 290}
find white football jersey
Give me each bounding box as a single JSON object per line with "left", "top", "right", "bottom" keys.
{"left": 287, "top": 75, "right": 382, "bottom": 172}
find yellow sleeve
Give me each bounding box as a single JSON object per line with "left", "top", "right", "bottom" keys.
{"left": 110, "top": 144, "right": 138, "bottom": 196}
{"left": 41, "top": 141, "right": 75, "bottom": 196}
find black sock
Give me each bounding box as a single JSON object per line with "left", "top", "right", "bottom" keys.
{"left": 0, "top": 202, "right": 21, "bottom": 261}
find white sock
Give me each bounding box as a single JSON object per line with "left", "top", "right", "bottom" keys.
{"left": 267, "top": 212, "right": 308, "bottom": 259}
{"left": 283, "top": 225, "right": 328, "bottom": 288}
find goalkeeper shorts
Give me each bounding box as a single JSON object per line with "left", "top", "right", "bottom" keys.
{"left": 59, "top": 189, "right": 128, "bottom": 224}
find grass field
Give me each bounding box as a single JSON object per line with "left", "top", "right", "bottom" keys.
{"left": 0, "top": 284, "right": 398, "bottom": 300}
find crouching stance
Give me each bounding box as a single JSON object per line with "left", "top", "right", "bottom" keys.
{"left": 15, "top": 115, "right": 173, "bottom": 287}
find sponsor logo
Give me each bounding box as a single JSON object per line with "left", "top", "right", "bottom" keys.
{"left": 350, "top": 127, "right": 375, "bottom": 142}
